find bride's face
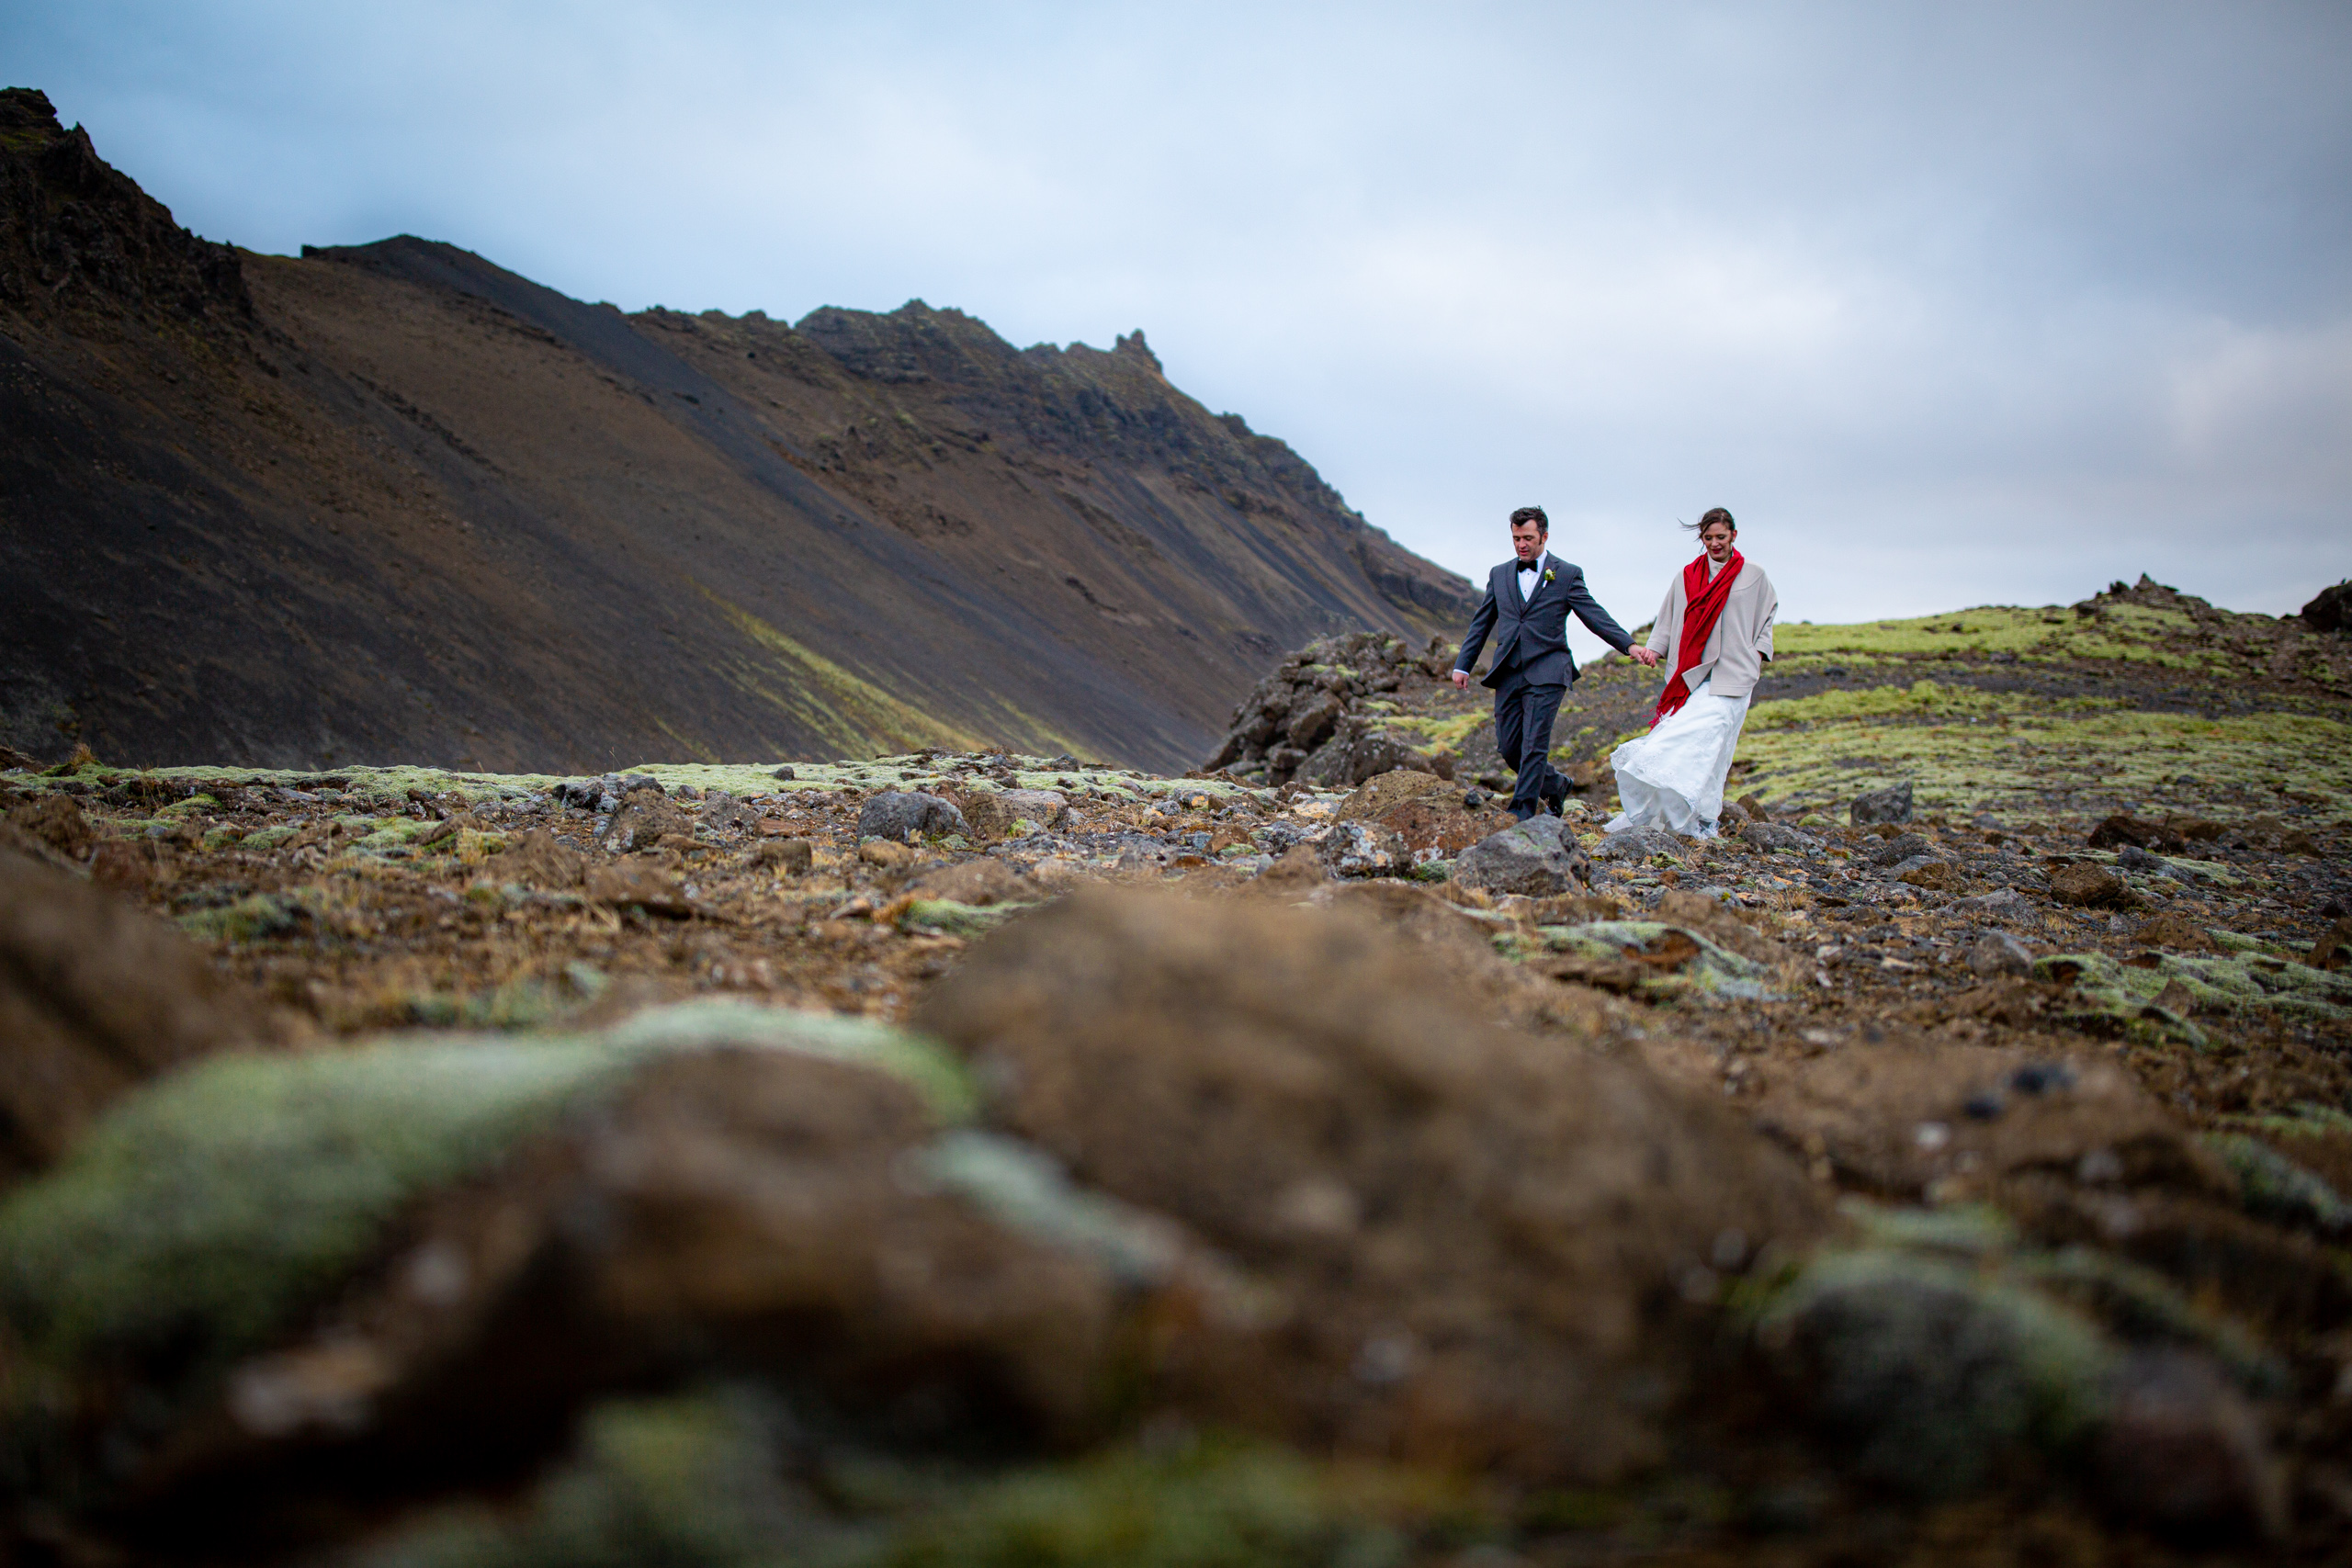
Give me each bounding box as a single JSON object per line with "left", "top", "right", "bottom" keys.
{"left": 1699, "top": 523, "right": 1736, "bottom": 563}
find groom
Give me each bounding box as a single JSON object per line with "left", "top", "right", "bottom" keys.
{"left": 1453, "top": 506, "right": 1657, "bottom": 821}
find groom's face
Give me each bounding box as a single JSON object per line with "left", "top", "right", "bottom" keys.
{"left": 1511, "top": 521, "right": 1545, "bottom": 564}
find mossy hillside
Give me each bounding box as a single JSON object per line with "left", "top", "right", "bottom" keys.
{"left": 1733, "top": 683, "right": 2352, "bottom": 819}
{"left": 0, "top": 1003, "right": 973, "bottom": 1388}
{"left": 1773, "top": 604, "right": 2231, "bottom": 671}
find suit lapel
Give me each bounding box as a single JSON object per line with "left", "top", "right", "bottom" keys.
{"left": 1506, "top": 561, "right": 1527, "bottom": 614}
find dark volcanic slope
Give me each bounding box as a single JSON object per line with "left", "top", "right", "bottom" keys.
{"left": 0, "top": 89, "right": 1471, "bottom": 773}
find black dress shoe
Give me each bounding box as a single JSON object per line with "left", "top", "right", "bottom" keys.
{"left": 1538, "top": 774, "right": 1569, "bottom": 815}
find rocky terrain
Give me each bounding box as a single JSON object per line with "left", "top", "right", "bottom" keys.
{"left": 4, "top": 577, "right": 2349, "bottom": 1564}
{"left": 0, "top": 86, "right": 1469, "bottom": 777}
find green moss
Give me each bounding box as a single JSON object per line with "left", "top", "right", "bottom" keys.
{"left": 358, "top": 1401, "right": 1442, "bottom": 1568}
{"left": 2204, "top": 1134, "right": 2352, "bottom": 1234}
{"left": 1751, "top": 1248, "right": 2118, "bottom": 1495}
{"left": 241, "top": 824, "right": 298, "bottom": 851}
{"left": 155, "top": 794, "right": 218, "bottom": 817}
{"left": 1734, "top": 685, "right": 2352, "bottom": 821}
{"left": 175, "top": 893, "right": 304, "bottom": 943}
{"left": 1522, "top": 920, "right": 1774, "bottom": 1001}
{"left": 899, "top": 898, "right": 1039, "bottom": 938}
{"left": 2034, "top": 949, "right": 2352, "bottom": 1032}
{"left": 199, "top": 825, "right": 245, "bottom": 852}
{"left": 0, "top": 1004, "right": 975, "bottom": 1390}
{"left": 875, "top": 1441, "right": 1420, "bottom": 1568}
{"left": 1771, "top": 603, "right": 2229, "bottom": 670}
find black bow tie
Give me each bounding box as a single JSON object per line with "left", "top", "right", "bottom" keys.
{"left": 1518, "top": 563, "right": 1538, "bottom": 573}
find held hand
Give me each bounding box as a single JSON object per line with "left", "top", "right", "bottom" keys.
{"left": 1630, "top": 647, "right": 1661, "bottom": 669}
{"left": 1450, "top": 669, "right": 1471, "bottom": 691}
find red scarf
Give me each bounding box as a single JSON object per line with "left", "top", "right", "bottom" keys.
{"left": 1652, "top": 549, "right": 1743, "bottom": 727}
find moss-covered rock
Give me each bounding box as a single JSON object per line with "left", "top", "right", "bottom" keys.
{"left": 1754, "top": 1248, "right": 2119, "bottom": 1495}
{"left": 1524, "top": 919, "right": 1775, "bottom": 1001}
{"left": 0, "top": 1003, "right": 974, "bottom": 1391}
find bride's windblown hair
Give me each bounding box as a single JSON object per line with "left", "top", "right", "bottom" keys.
{"left": 1679, "top": 507, "right": 1736, "bottom": 535}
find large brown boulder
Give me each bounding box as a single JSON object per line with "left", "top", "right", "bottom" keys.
{"left": 914, "top": 889, "right": 1828, "bottom": 1482}
{"left": 0, "top": 849, "right": 278, "bottom": 1183}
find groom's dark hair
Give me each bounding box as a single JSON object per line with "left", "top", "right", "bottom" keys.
{"left": 1509, "top": 506, "right": 1549, "bottom": 534}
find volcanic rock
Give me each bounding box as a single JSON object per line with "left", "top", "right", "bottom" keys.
{"left": 1850, "top": 784, "right": 1916, "bottom": 828}
{"left": 915, "top": 890, "right": 1827, "bottom": 1480}
{"left": 856, "top": 791, "right": 968, "bottom": 843}
{"left": 2049, "top": 863, "right": 2133, "bottom": 908}
{"left": 0, "top": 849, "right": 280, "bottom": 1183}
{"left": 1317, "top": 821, "right": 1409, "bottom": 879}
{"left": 1453, "top": 815, "right": 1590, "bottom": 897}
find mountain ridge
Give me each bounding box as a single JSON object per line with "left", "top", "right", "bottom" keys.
{"left": 0, "top": 87, "right": 1472, "bottom": 774}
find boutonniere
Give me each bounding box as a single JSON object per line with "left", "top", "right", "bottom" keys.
{"left": 1542, "top": 568, "right": 1556, "bottom": 584}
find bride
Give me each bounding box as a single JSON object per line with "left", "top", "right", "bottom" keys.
{"left": 1606, "top": 508, "right": 1777, "bottom": 840}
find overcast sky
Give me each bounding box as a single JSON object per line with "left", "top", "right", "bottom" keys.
{"left": 12, "top": 2, "right": 2349, "bottom": 657}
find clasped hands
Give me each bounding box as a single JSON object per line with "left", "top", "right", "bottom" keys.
{"left": 1628, "top": 646, "right": 1661, "bottom": 668}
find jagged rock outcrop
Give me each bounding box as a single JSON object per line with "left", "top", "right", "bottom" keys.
{"left": 1204, "top": 629, "right": 1469, "bottom": 786}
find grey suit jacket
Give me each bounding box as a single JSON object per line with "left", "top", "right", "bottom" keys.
{"left": 1454, "top": 554, "right": 1634, "bottom": 690}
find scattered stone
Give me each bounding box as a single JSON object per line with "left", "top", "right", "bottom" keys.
{"left": 751, "top": 838, "right": 813, "bottom": 874}
{"left": 2, "top": 795, "right": 96, "bottom": 861}
{"left": 857, "top": 839, "right": 917, "bottom": 870}
{"left": 772, "top": 765, "right": 797, "bottom": 781}
{"left": 1953, "top": 889, "right": 2035, "bottom": 922}
{"left": 1849, "top": 784, "right": 1915, "bottom": 828}
{"left": 1453, "top": 815, "right": 1590, "bottom": 897}
{"left": 1868, "top": 833, "right": 1933, "bottom": 867}
{"left": 1741, "top": 820, "right": 1816, "bottom": 853}
{"left": 1894, "top": 858, "right": 1956, "bottom": 890}
{"left": 87, "top": 838, "right": 159, "bottom": 897}
{"left": 856, "top": 791, "right": 968, "bottom": 843}
{"left": 2309, "top": 917, "right": 2352, "bottom": 972}
{"left": 1967, "top": 932, "right": 2034, "bottom": 977}
{"left": 1318, "top": 821, "right": 1409, "bottom": 879}
{"left": 999, "top": 789, "right": 1069, "bottom": 830}
{"left": 2130, "top": 911, "right": 2218, "bottom": 953}
{"left": 1589, "top": 826, "right": 1683, "bottom": 863}
{"left": 500, "top": 829, "right": 586, "bottom": 889}
{"left": 2049, "top": 863, "right": 2133, "bottom": 909}
{"left": 603, "top": 788, "right": 695, "bottom": 854}
{"left": 583, "top": 861, "right": 694, "bottom": 916}
{"left": 2088, "top": 815, "right": 2187, "bottom": 852}
{"left": 906, "top": 859, "right": 1031, "bottom": 907}
{"left": 1334, "top": 771, "right": 1449, "bottom": 822}
{"left": 696, "top": 790, "right": 759, "bottom": 830}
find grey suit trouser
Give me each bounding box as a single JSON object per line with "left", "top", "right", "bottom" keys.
{"left": 1493, "top": 666, "right": 1567, "bottom": 819}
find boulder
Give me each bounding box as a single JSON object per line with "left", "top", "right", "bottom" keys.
{"left": 1953, "top": 888, "right": 2036, "bottom": 923}
{"left": 0, "top": 1004, "right": 1159, "bottom": 1536}
{"left": 1317, "top": 821, "right": 1409, "bottom": 879}
{"left": 1453, "top": 815, "right": 1590, "bottom": 897}
{"left": 856, "top": 791, "right": 969, "bottom": 843}
{"left": 1740, "top": 820, "right": 1816, "bottom": 853}
{"left": 1334, "top": 771, "right": 1450, "bottom": 823}
{"left": 1967, "top": 932, "right": 2035, "bottom": 977}
{"left": 751, "top": 837, "right": 814, "bottom": 874}
{"left": 1850, "top": 784, "right": 1916, "bottom": 828}
{"left": 602, "top": 787, "right": 694, "bottom": 854}
{"left": 906, "top": 859, "right": 1033, "bottom": 907}
{"left": 2129, "top": 911, "right": 2218, "bottom": 953}
{"left": 1867, "top": 832, "right": 1934, "bottom": 867}
{"left": 1589, "top": 826, "right": 1683, "bottom": 863}
{"left": 2300, "top": 578, "right": 2349, "bottom": 635}
{"left": 2049, "top": 863, "right": 2133, "bottom": 908}
{"left": 2088, "top": 814, "right": 2187, "bottom": 852}
{"left": 0, "top": 850, "right": 282, "bottom": 1185}
{"left": 915, "top": 890, "right": 1827, "bottom": 1481}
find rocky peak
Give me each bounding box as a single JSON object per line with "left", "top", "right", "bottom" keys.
{"left": 0, "top": 84, "right": 249, "bottom": 323}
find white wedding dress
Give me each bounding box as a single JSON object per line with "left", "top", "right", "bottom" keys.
{"left": 1605, "top": 677, "right": 1750, "bottom": 838}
